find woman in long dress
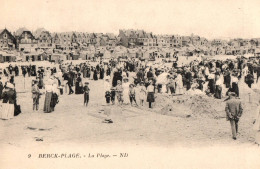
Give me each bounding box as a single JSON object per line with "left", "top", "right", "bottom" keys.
{"left": 93, "top": 68, "right": 98, "bottom": 81}
{"left": 75, "top": 73, "right": 83, "bottom": 94}
{"left": 89, "top": 67, "right": 94, "bottom": 80}
{"left": 215, "top": 75, "right": 222, "bottom": 99}
{"left": 253, "top": 100, "right": 260, "bottom": 145}
{"left": 122, "top": 76, "right": 130, "bottom": 104}
{"left": 138, "top": 81, "right": 146, "bottom": 106}
{"left": 208, "top": 74, "right": 216, "bottom": 95}
{"left": 1, "top": 82, "right": 16, "bottom": 120}
{"left": 83, "top": 66, "right": 87, "bottom": 78}
{"left": 43, "top": 78, "right": 54, "bottom": 113}
{"left": 175, "top": 72, "right": 184, "bottom": 95}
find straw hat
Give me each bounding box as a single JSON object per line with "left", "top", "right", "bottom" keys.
{"left": 228, "top": 92, "right": 237, "bottom": 97}
{"left": 105, "top": 76, "right": 110, "bottom": 80}
{"left": 123, "top": 76, "right": 128, "bottom": 80}
{"left": 129, "top": 84, "right": 134, "bottom": 87}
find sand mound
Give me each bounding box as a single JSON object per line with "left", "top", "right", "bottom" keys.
{"left": 155, "top": 94, "right": 226, "bottom": 119}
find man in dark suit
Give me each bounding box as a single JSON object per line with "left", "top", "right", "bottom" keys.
{"left": 225, "top": 92, "right": 243, "bottom": 140}
{"left": 68, "top": 73, "right": 74, "bottom": 95}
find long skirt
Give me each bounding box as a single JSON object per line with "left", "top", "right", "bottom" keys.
{"left": 1, "top": 103, "right": 14, "bottom": 120}
{"left": 147, "top": 92, "right": 155, "bottom": 102}
{"left": 123, "top": 88, "right": 130, "bottom": 104}
{"left": 75, "top": 82, "right": 82, "bottom": 94}
{"left": 208, "top": 79, "right": 216, "bottom": 94}
{"left": 83, "top": 70, "right": 87, "bottom": 78}
{"left": 44, "top": 92, "right": 53, "bottom": 113}
{"left": 215, "top": 85, "right": 222, "bottom": 99}
{"left": 94, "top": 73, "right": 98, "bottom": 81}
{"left": 175, "top": 84, "right": 184, "bottom": 95}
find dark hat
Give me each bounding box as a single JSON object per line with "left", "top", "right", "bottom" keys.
{"left": 85, "top": 82, "right": 89, "bottom": 84}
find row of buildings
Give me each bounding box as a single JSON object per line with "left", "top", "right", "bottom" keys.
{"left": 1, "top": 27, "right": 260, "bottom": 56}
{"left": 0, "top": 28, "right": 119, "bottom": 52}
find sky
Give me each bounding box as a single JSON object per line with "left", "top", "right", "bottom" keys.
{"left": 1, "top": 0, "right": 260, "bottom": 39}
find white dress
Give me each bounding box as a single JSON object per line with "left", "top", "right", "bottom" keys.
{"left": 122, "top": 82, "right": 130, "bottom": 104}
{"left": 175, "top": 74, "right": 184, "bottom": 95}
{"left": 0, "top": 89, "right": 14, "bottom": 120}
{"left": 138, "top": 86, "right": 146, "bottom": 100}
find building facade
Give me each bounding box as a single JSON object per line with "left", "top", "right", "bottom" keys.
{"left": 0, "top": 29, "right": 16, "bottom": 49}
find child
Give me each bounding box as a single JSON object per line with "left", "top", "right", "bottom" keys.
{"left": 147, "top": 80, "right": 155, "bottom": 108}
{"left": 105, "top": 91, "right": 111, "bottom": 104}
{"left": 110, "top": 87, "right": 116, "bottom": 105}
{"left": 83, "top": 82, "right": 90, "bottom": 106}
{"left": 139, "top": 81, "right": 146, "bottom": 106}
{"left": 115, "top": 80, "right": 123, "bottom": 105}
{"left": 104, "top": 76, "right": 111, "bottom": 104}
{"left": 129, "top": 84, "right": 138, "bottom": 106}
{"left": 122, "top": 76, "right": 130, "bottom": 104}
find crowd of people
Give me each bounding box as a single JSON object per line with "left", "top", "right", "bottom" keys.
{"left": 0, "top": 55, "right": 260, "bottom": 144}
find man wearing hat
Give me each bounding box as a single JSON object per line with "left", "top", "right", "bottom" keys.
{"left": 225, "top": 92, "right": 243, "bottom": 140}
{"left": 83, "top": 82, "right": 90, "bottom": 106}
{"left": 31, "top": 80, "right": 41, "bottom": 111}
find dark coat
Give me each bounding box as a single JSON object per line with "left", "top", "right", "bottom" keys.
{"left": 0, "top": 82, "right": 3, "bottom": 100}
{"left": 2, "top": 89, "right": 16, "bottom": 104}
{"left": 225, "top": 98, "right": 243, "bottom": 120}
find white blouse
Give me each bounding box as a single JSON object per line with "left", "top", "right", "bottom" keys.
{"left": 45, "top": 84, "right": 54, "bottom": 92}
{"left": 147, "top": 85, "right": 154, "bottom": 92}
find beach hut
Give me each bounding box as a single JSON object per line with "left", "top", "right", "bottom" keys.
{"left": 24, "top": 52, "right": 44, "bottom": 61}
{"left": 51, "top": 53, "right": 67, "bottom": 63}
{"left": 0, "top": 51, "right": 16, "bottom": 62}
{"left": 143, "top": 49, "right": 159, "bottom": 61}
